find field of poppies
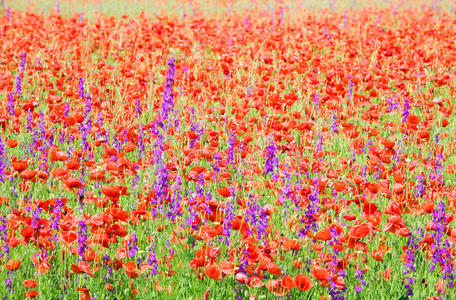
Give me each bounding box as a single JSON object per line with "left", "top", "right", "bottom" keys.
{"left": 1, "top": 0, "right": 456, "bottom": 299}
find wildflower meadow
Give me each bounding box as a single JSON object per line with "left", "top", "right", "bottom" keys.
{"left": 0, "top": 0, "right": 456, "bottom": 299}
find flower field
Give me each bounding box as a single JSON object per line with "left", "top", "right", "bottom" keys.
{"left": 1, "top": 0, "right": 456, "bottom": 299}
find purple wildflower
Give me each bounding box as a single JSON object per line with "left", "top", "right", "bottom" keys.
{"left": 127, "top": 233, "right": 138, "bottom": 257}
{"left": 431, "top": 200, "right": 454, "bottom": 289}
{"left": 402, "top": 98, "right": 410, "bottom": 124}
{"left": 31, "top": 207, "right": 42, "bottom": 230}
{"left": 135, "top": 98, "right": 142, "bottom": 118}
{"left": 415, "top": 174, "right": 425, "bottom": 198}
{"left": 15, "top": 75, "right": 22, "bottom": 98}
{"left": 404, "top": 228, "right": 424, "bottom": 298}
{"left": 0, "top": 215, "right": 9, "bottom": 260}
{"left": 0, "top": 136, "right": 7, "bottom": 183}
{"left": 77, "top": 220, "right": 88, "bottom": 260}
{"left": 264, "top": 139, "right": 279, "bottom": 178}
{"left": 299, "top": 176, "right": 320, "bottom": 237}
{"left": 313, "top": 93, "right": 319, "bottom": 111}
{"left": 148, "top": 247, "right": 158, "bottom": 276}
{"left": 347, "top": 77, "right": 353, "bottom": 100}
{"left": 332, "top": 110, "right": 338, "bottom": 133}
{"left": 20, "top": 52, "right": 26, "bottom": 72}
{"left": 213, "top": 153, "right": 221, "bottom": 174}
{"left": 7, "top": 92, "right": 14, "bottom": 116}
{"left": 78, "top": 77, "right": 84, "bottom": 98}
{"left": 328, "top": 227, "right": 346, "bottom": 300}
{"left": 159, "top": 57, "right": 176, "bottom": 128}
{"left": 227, "top": 132, "right": 236, "bottom": 166}
{"left": 244, "top": 194, "right": 268, "bottom": 243}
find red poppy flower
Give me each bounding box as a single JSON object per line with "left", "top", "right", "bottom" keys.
{"left": 5, "top": 260, "right": 21, "bottom": 271}
{"left": 24, "top": 279, "right": 38, "bottom": 288}
{"left": 348, "top": 224, "right": 371, "bottom": 239}
{"left": 204, "top": 264, "right": 222, "bottom": 281}
{"left": 295, "top": 274, "right": 313, "bottom": 291}
{"left": 24, "top": 290, "right": 39, "bottom": 298}
{"left": 216, "top": 186, "right": 231, "bottom": 198}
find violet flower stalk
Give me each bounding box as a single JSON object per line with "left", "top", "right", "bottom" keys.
{"left": 316, "top": 133, "right": 324, "bottom": 156}
{"left": 264, "top": 139, "right": 279, "bottom": 179}
{"left": 299, "top": 176, "right": 320, "bottom": 238}
{"left": 127, "top": 232, "right": 138, "bottom": 257}
{"left": 147, "top": 246, "right": 158, "bottom": 276}
{"left": 354, "top": 267, "right": 366, "bottom": 293}
{"left": 7, "top": 92, "right": 14, "bottom": 116}
{"left": 227, "top": 132, "right": 236, "bottom": 166}
{"left": 20, "top": 52, "right": 26, "bottom": 72}
{"left": 244, "top": 194, "right": 268, "bottom": 243}
{"left": 153, "top": 159, "right": 169, "bottom": 214}
{"left": 404, "top": 228, "right": 423, "bottom": 299}
{"left": 50, "top": 199, "right": 63, "bottom": 243}
{"left": 328, "top": 227, "right": 346, "bottom": 300}
{"left": 347, "top": 77, "right": 353, "bottom": 101}
{"left": 414, "top": 174, "right": 425, "bottom": 198}
{"left": 213, "top": 153, "right": 221, "bottom": 174}
{"left": 0, "top": 215, "right": 9, "bottom": 260}
{"left": 196, "top": 173, "right": 204, "bottom": 198}
{"left": 135, "top": 98, "right": 142, "bottom": 119}
{"left": 31, "top": 207, "right": 42, "bottom": 231}
{"left": 0, "top": 136, "right": 7, "bottom": 183}
{"left": 78, "top": 77, "right": 84, "bottom": 98}
{"left": 332, "top": 110, "right": 338, "bottom": 133}
{"left": 159, "top": 57, "right": 176, "bottom": 129}
{"left": 431, "top": 200, "right": 454, "bottom": 289}
{"left": 15, "top": 75, "right": 22, "bottom": 99}
{"left": 313, "top": 93, "right": 320, "bottom": 111}
{"left": 402, "top": 98, "right": 410, "bottom": 124}
{"left": 77, "top": 220, "right": 88, "bottom": 261}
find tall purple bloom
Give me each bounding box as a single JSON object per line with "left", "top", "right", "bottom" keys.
{"left": 7, "top": 92, "right": 15, "bottom": 116}
{"left": 328, "top": 227, "right": 346, "bottom": 300}
{"left": 299, "top": 176, "right": 320, "bottom": 237}
{"left": 414, "top": 174, "right": 425, "bottom": 198}
{"left": 0, "top": 215, "right": 9, "bottom": 260}
{"left": 347, "top": 77, "right": 353, "bottom": 100}
{"left": 404, "top": 228, "right": 423, "bottom": 298}
{"left": 431, "top": 200, "right": 454, "bottom": 289}
{"left": 20, "top": 52, "right": 26, "bottom": 72}
{"left": 15, "top": 75, "right": 22, "bottom": 98}
{"left": 0, "top": 136, "right": 7, "bottom": 183}
{"left": 135, "top": 98, "right": 142, "bottom": 118}
{"left": 159, "top": 57, "right": 176, "bottom": 128}
{"left": 78, "top": 220, "right": 88, "bottom": 260}
{"left": 331, "top": 110, "right": 338, "bottom": 133}
{"left": 402, "top": 98, "right": 410, "bottom": 124}
{"left": 227, "top": 132, "right": 236, "bottom": 166}
{"left": 148, "top": 247, "right": 158, "bottom": 276}
{"left": 78, "top": 77, "right": 85, "bottom": 98}
{"left": 244, "top": 194, "right": 268, "bottom": 243}
{"left": 264, "top": 139, "right": 279, "bottom": 178}
{"left": 127, "top": 232, "right": 138, "bottom": 257}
